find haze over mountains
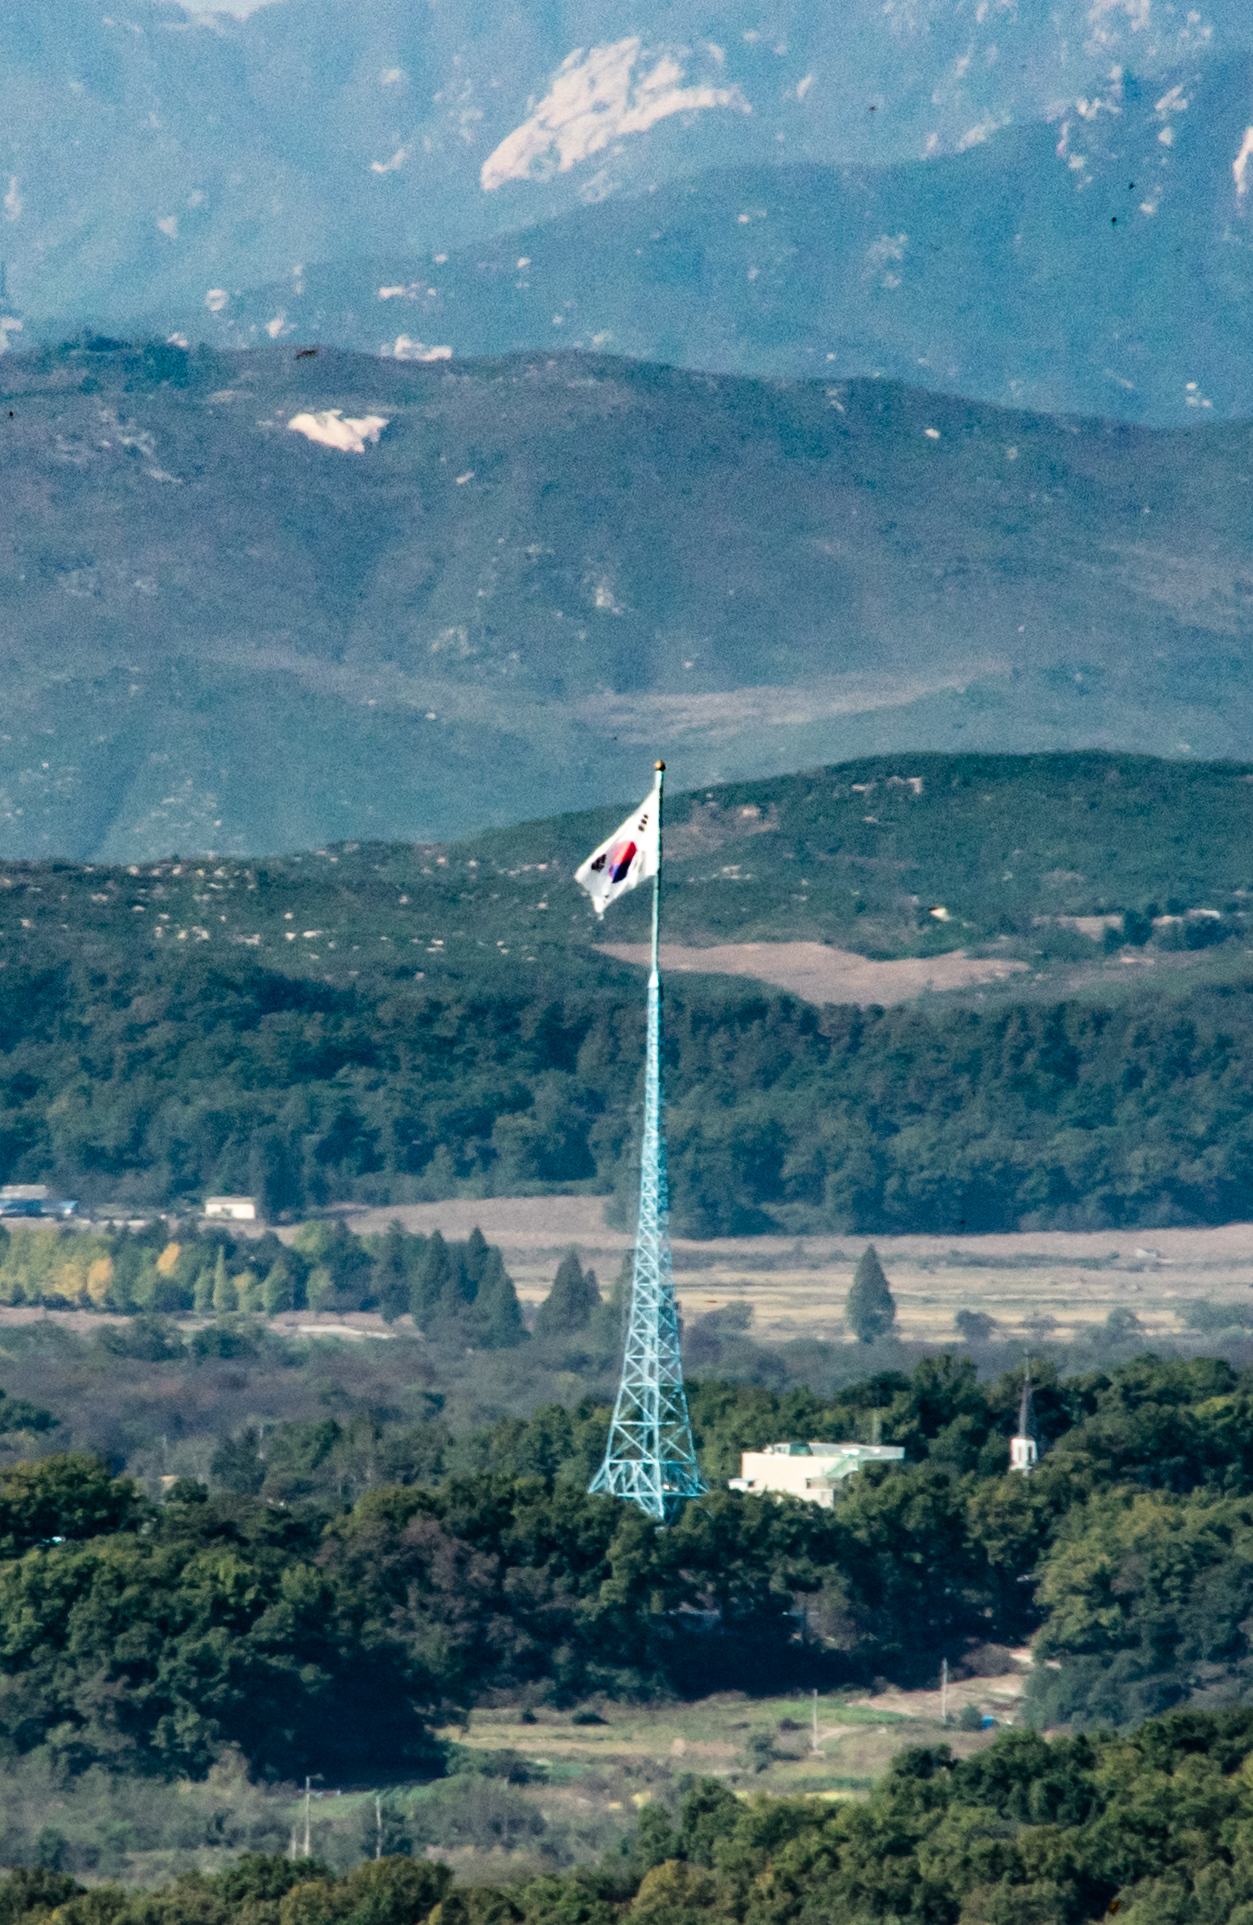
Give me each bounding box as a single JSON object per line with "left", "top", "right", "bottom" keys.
{"left": 3, "top": 0, "right": 1253, "bottom": 420}
{"left": 4, "top": 1, "right": 1253, "bottom": 862}
{"left": 163, "top": 52, "right": 1253, "bottom": 425}
{"left": 4, "top": 341, "right": 1253, "bottom": 861}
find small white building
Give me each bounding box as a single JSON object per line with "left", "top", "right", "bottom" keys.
{"left": 202, "top": 1196, "right": 257, "bottom": 1222}
{"left": 729, "top": 1440, "right": 905, "bottom": 1509}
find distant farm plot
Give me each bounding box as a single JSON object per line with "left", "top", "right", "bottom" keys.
{"left": 598, "top": 940, "right": 1029, "bottom": 1006}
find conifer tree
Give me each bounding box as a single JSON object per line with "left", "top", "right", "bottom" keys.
{"left": 211, "top": 1249, "right": 235, "bottom": 1317}
{"left": 248, "top": 1131, "right": 304, "bottom": 1222}
{"left": 306, "top": 1264, "right": 335, "bottom": 1314}
{"left": 411, "top": 1232, "right": 451, "bottom": 1326}
{"left": 236, "top": 1269, "right": 262, "bottom": 1314}
{"left": 534, "top": 1251, "right": 601, "bottom": 1343}
{"left": 846, "top": 1245, "right": 896, "bottom": 1344}
{"left": 261, "top": 1258, "right": 294, "bottom": 1316}
{"left": 464, "top": 1227, "right": 489, "bottom": 1288}
{"left": 374, "top": 1222, "right": 412, "bottom": 1322}
{"left": 587, "top": 1252, "right": 632, "bottom": 1356}
{"left": 469, "top": 1248, "right": 526, "bottom": 1349}
{"left": 442, "top": 1242, "right": 474, "bottom": 1313}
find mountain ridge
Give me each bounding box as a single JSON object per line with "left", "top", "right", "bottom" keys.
{"left": 138, "top": 55, "right": 1253, "bottom": 426}
{"left": 3, "top": 0, "right": 1250, "bottom": 377}
{"left": 4, "top": 341, "right": 1253, "bottom": 861}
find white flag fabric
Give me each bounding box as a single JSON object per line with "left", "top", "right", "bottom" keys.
{"left": 575, "top": 789, "right": 660, "bottom": 918}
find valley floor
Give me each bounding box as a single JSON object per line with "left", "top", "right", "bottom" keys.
{"left": 297, "top": 1199, "right": 1253, "bottom": 1349}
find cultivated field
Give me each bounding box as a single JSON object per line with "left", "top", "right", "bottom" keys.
{"left": 597, "top": 941, "right": 1030, "bottom": 1006}
{"left": 445, "top": 1674, "right": 1020, "bottom": 1786}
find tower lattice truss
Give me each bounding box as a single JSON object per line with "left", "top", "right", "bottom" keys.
{"left": 590, "top": 970, "right": 705, "bottom": 1522}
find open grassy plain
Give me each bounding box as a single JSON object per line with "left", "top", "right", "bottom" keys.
{"left": 331, "top": 1197, "right": 1253, "bottom": 1348}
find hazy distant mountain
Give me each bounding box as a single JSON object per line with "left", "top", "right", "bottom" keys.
{"left": 3, "top": 0, "right": 1251, "bottom": 383}
{"left": 166, "top": 55, "right": 1253, "bottom": 424}
{"left": 3, "top": 341, "right": 1253, "bottom": 861}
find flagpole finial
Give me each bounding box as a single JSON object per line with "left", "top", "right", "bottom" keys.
{"left": 655, "top": 760, "right": 665, "bottom": 772}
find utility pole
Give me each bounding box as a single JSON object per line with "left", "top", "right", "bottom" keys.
{"left": 941, "top": 1659, "right": 949, "bottom": 1726}
{"left": 589, "top": 763, "right": 705, "bottom": 1523}
{"left": 375, "top": 1793, "right": 383, "bottom": 1860}
{"left": 303, "top": 1776, "right": 311, "bottom": 1857}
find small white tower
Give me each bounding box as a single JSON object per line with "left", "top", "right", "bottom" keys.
{"left": 1009, "top": 1366, "right": 1037, "bottom": 1474}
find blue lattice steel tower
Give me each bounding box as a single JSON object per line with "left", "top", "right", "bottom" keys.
{"left": 589, "top": 763, "right": 706, "bottom": 1523}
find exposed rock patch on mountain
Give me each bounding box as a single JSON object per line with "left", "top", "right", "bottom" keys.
{"left": 154, "top": 55, "right": 1253, "bottom": 426}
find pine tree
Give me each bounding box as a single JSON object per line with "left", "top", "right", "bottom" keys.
{"left": 587, "top": 1252, "right": 632, "bottom": 1357}
{"left": 236, "top": 1269, "right": 262, "bottom": 1313}
{"left": 463, "top": 1227, "right": 489, "bottom": 1289}
{"left": 411, "top": 1232, "right": 451, "bottom": 1326}
{"left": 374, "top": 1222, "right": 411, "bottom": 1322}
{"left": 441, "top": 1242, "right": 475, "bottom": 1315}
{"left": 193, "top": 1266, "right": 214, "bottom": 1314}
{"left": 846, "top": 1245, "right": 896, "bottom": 1344}
{"left": 211, "top": 1249, "right": 236, "bottom": 1317}
{"left": 248, "top": 1131, "right": 305, "bottom": 1221}
{"left": 469, "top": 1249, "right": 526, "bottom": 1349}
{"left": 261, "top": 1259, "right": 294, "bottom": 1316}
{"left": 306, "top": 1264, "right": 336, "bottom": 1314}
{"left": 534, "top": 1251, "right": 601, "bottom": 1343}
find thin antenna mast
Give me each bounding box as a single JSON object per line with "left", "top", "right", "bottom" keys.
{"left": 589, "top": 762, "right": 706, "bottom": 1523}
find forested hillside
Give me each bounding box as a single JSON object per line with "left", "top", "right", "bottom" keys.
{"left": 1, "top": 1352, "right": 1253, "bottom": 1776}
{"left": 5, "top": 955, "right": 1253, "bottom": 1231}
{"left": 8, "top": 749, "right": 1253, "bottom": 974}
{"left": 5, "top": 752, "right": 1253, "bottom": 1228}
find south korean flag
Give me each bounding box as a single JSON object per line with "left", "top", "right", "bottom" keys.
{"left": 575, "top": 788, "right": 660, "bottom": 918}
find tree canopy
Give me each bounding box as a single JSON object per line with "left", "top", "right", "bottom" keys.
{"left": 5, "top": 948, "right": 1253, "bottom": 1234}
{"left": 0, "top": 1352, "right": 1250, "bottom": 1780}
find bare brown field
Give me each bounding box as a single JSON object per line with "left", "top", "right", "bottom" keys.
{"left": 329, "top": 1197, "right": 1253, "bottom": 1346}
{"left": 597, "top": 941, "right": 1029, "bottom": 1007}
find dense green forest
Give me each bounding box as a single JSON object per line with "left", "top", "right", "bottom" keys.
{"left": 6, "top": 954, "right": 1253, "bottom": 1232}
{"left": 0, "top": 1350, "right": 1251, "bottom": 1784}
{"left": 0, "top": 1331, "right": 1251, "bottom": 1907}
{"left": 5, "top": 751, "right": 1253, "bottom": 1230}
{"left": 16, "top": 1714, "right": 1253, "bottom": 1925}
